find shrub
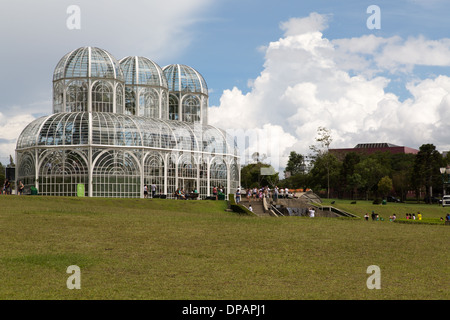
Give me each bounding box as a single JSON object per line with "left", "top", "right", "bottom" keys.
{"left": 372, "top": 198, "right": 382, "bottom": 205}
{"left": 228, "top": 194, "right": 256, "bottom": 216}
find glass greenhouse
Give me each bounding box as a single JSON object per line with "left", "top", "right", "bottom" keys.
{"left": 16, "top": 47, "right": 240, "bottom": 199}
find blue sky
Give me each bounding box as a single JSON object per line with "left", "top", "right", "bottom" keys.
{"left": 1, "top": 0, "right": 450, "bottom": 170}
{"left": 192, "top": 0, "right": 450, "bottom": 106}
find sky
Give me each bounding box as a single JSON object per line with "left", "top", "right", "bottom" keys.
{"left": 1, "top": 0, "right": 450, "bottom": 174}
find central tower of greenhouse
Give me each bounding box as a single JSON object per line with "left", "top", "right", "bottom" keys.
{"left": 15, "top": 47, "right": 240, "bottom": 199}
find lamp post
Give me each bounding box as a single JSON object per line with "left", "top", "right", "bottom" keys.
{"left": 440, "top": 167, "right": 450, "bottom": 196}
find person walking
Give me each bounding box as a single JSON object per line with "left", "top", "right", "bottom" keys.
{"left": 151, "top": 183, "right": 157, "bottom": 198}
{"left": 18, "top": 181, "right": 24, "bottom": 195}
{"left": 273, "top": 186, "right": 278, "bottom": 202}
{"left": 4, "top": 179, "right": 11, "bottom": 195}
{"left": 144, "top": 184, "right": 148, "bottom": 198}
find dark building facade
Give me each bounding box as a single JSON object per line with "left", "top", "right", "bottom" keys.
{"left": 330, "top": 143, "right": 419, "bottom": 160}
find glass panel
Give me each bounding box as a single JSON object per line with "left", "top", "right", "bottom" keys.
{"left": 92, "top": 80, "right": 113, "bottom": 113}
{"left": 93, "top": 150, "right": 140, "bottom": 198}
{"left": 182, "top": 95, "right": 200, "bottom": 123}
{"left": 66, "top": 80, "right": 88, "bottom": 112}
{"left": 138, "top": 88, "right": 159, "bottom": 118}
{"left": 64, "top": 48, "right": 89, "bottom": 78}
{"left": 169, "top": 94, "right": 179, "bottom": 120}
{"left": 38, "top": 149, "right": 89, "bottom": 197}
{"left": 125, "top": 87, "right": 136, "bottom": 115}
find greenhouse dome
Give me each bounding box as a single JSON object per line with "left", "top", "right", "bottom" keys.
{"left": 16, "top": 47, "right": 240, "bottom": 199}
{"left": 163, "top": 64, "right": 208, "bottom": 95}
{"left": 163, "top": 64, "right": 208, "bottom": 123}
{"left": 53, "top": 46, "right": 124, "bottom": 81}
{"left": 52, "top": 47, "right": 125, "bottom": 114}
{"left": 119, "top": 56, "right": 169, "bottom": 118}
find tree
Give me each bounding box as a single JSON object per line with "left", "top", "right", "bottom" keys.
{"left": 309, "top": 127, "right": 333, "bottom": 198}
{"left": 346, "top": 172, "right": 363, "bottom": 200}
{"left": 309, "top": 152, "right": 342, "bottom": 197}
{"left": 378, "top": 176, "right": 393, "bottom": 198}
{"left": 240, "top": 162, "right": 279, "bottom": 188}
{"left": 390, "top": 153, "right": 415, "bottom": 201}
{"left": 354, "top": 157, "right": 390, "bottom": 200}
{"left": 412, "top": 144, "right": 443, "bottom": 202}
{"left": 340, "top": 152, "right": 361, "bottom": 199}
{"left": 284, "top": 151, "right": 306, "bottom": 176}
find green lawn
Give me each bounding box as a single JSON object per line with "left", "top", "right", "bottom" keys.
{"left": 0, "top": 195, "right": 448, "bottom": 300}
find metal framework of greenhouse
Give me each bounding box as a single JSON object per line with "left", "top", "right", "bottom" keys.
{"left": 15, "top": 47, "right": 240, "bottom": 199}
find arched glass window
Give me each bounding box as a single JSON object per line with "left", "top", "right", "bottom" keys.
{"left": 230, "top": 159, "right": 239, "bottom": 191}
{"left": 53, "top": 82, "right": 64, "bottom": 113}
{"left": 92, "top": 81, "right": 113, "bottom": 113}
{"left": 143, "top": 153, "right": 164, "bottom": 195}
{"left": 92, "top": 150, "right": 140, "bottom": 198}
{"left": 210, "top": 157, "right": 227, "bottom": 194}
{"left": 199, "top": 159, "right": 208, "bottom": 197}
{"left": 139, "top": 88, "right": 159, "bottom": 118}
{"left": 125, "top": 87, "right": 136, "bottom": 115}
{"left": 182, "top": 95, "right": 200, "bottom": 123}
{"left": 18, "top": 152, "right": 35, "bottom": 191}
{"left": 161, "top": 91, "right": 168, "bottom": 119}
{"left": 201, "top": 96, "right": 208, "bottom": 124}
{"left": 178, "top": 154, "right": 197, "bottom": 178}
{"left": 66, "top": 80, "right": 88, "bottom": 112}
{"left": 167, "top": 153, "right": 177, "bottom": 198}
{"left": 38, "top": 150, "right": 89, "bottom": 197}
{"left": 169, "top": 94, "right": 179, "bottom": 120}
{"left": 116, "top": 83, "right": 124, "bottom": 114}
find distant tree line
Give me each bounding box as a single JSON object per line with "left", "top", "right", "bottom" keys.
{"left": 279, "top": 143, "right": 450, "bottom": 202}
{"left": 239, "top": 138, "right": 450, "bottom": 203}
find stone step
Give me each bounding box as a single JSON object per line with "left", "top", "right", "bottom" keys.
{"left": 238, "top": 199, "right": 270, "bottom": 216}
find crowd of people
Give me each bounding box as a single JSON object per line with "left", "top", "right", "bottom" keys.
{"left": 405, "top": 212, "right": 422, "bottom": 220}
{"left": 238, "top": 186, "right": 292, "bottom": 203}
{"left": 364, "top": 211, "right": 395, "bottom": 221}
{"left": 363, "top": 210, "right": 450, "bottom": 222}
{"left": 173, "top": 188, "right": 200, "bottom": 200}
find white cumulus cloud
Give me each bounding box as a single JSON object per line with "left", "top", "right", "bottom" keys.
{"left": 209, "top": 12, "right": 450, "bottom": 173}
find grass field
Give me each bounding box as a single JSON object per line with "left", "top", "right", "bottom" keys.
{"left": 0, "top": 195, "right": 448, "bottom": 300}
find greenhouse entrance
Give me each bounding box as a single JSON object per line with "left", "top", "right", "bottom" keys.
{"left": 179, "top": 178, "right": 197, "bottom": 193}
